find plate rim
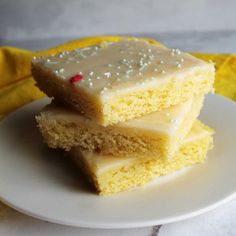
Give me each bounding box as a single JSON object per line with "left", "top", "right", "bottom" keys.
{"left": 1, "top": 191, "right": 236, "bottom": 229}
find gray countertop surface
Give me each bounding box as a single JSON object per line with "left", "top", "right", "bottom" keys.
{"left": 1, "top": 31, "right": 236, "bottom": 235}
{"left": 1, "top": 0, "right": 236, "bottom": 41}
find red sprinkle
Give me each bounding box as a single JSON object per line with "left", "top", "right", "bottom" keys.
{"left": 70, "top": 74, "right": 83, "bottom": 84}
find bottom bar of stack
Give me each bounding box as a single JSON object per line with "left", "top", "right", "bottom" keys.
{"left": 69, "top": 120, "right": 214, "bottom": 195}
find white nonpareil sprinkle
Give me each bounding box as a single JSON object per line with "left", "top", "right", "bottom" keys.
{"left": 154, "top": 68, "right": 158, "bottom": 72}
{"left": 148, "top": 55, "right": 154, "bottom": 59}
{"left": 171, "top": 48, "right": 181, "bottom": 56}
{"left": 160, "top": 60, "right": 164, "bottom": 64}
{"left": 120, "top": 58, "right": 129, "bottom": 66}
{"left": 176, "top": 62, "right": 182, "bottom": 68}
{"left": 126, "top": 69, "right": 133, "bottom": 74}
{"left": 59, "top": 68, "right": 65, "bottom": 73}
{"left": 58, "top": 51, "right": 65, "bottom": 57}
{"left": 104, "top": 72, "right": 111, "bottom": 77}
{"left": 161, "top": 70, "right": 166, "bottom": 74}
{"left": 89, "top": 71, "right": 94, "bottom": 76}
{"left": 89, "top": 82, "right": 93, "bottom": 87}
{"left": 139, "top": 63, "right": 147, "bottom": 71}
{"left": 176, "top": 49, "right": 181, "bottom": 55}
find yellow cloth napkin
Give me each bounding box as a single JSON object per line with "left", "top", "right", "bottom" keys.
{"left": 0, "top": 36, "right": 234, "bottom": 118}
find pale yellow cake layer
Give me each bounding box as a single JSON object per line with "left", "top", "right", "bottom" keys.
{"left": 32, "top": 39, "right": 214, "bottom": 126}
{"left": 70, "top": 120, "right": 214, "bottom": 195}
{"left": 36, "top": 94, "right": 204, "bottom": 159}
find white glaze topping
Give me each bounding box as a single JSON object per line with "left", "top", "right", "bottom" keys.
{"left": 32, "top": 39, "right": 213, "bottom": 98}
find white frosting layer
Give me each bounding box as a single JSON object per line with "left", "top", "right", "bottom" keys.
{"left": 32, "top": 40, "right": 214, "bottom": 98}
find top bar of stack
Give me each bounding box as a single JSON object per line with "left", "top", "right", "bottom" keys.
{"left": 32, "top": 39, "right": 214, "bottom": 126}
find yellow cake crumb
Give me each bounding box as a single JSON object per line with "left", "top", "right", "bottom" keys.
{"left": 70, "top": 120, "right": 214, "bottom": 195}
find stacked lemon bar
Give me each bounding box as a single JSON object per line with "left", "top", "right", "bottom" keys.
{"left": 32, "top": 38, "right": 215, "bottom": 195}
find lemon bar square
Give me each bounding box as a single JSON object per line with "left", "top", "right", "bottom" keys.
{"left": 32, "top": 39, "right": 214, "bottom": 126}
{"left": 69, "top": 120, "right": 214, "bottom": 195}
{"left": 36, "top": 94, "right": 204, "bottom": 160}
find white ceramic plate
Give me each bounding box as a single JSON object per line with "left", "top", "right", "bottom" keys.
{"left": 0, "top": 94, "right": 236, "bottom": 229}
